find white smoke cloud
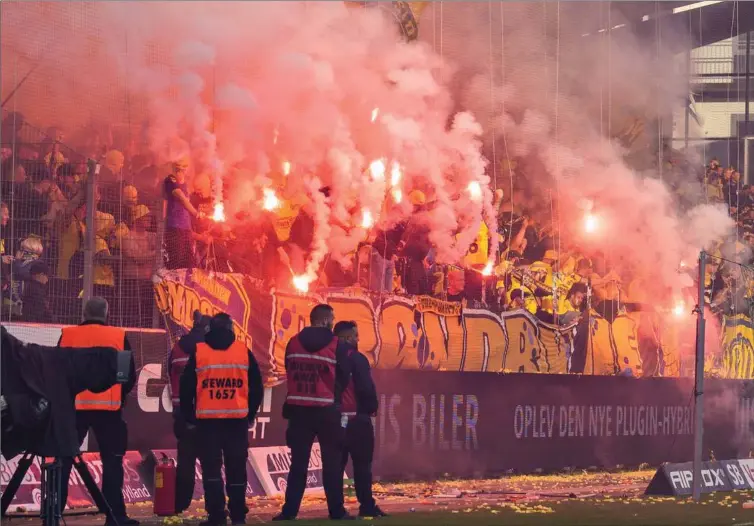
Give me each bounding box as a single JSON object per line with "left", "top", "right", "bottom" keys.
{"left": 418, "top": 2, "right": 732, "bottom": 302}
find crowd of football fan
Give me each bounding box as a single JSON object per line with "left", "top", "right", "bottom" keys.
{"left": 1, "top": 110, "right": 752, "bottom": 328}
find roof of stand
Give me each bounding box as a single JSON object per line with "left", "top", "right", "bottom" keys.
{"left": 576, "top": 1, "right": 754, "bottom": 50}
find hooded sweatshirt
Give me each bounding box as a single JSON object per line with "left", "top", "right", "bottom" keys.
{"left": 341, "top": 341, "right": 378, "bottom": 417}
{"left": 180, "top": 327, "right": 264, "bottom": 424}
{"left": 282, "top": 326, "right": 351, "bottom": 420}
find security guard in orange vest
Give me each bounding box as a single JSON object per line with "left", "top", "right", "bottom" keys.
{"left": 273, "top": 304, "right": 353, "bottom": 522}
{"left": 57, "top": 297, "right": 137, "bottom": 526}
{"left": 180, "top": 313, "right": 263, "bottom": 526}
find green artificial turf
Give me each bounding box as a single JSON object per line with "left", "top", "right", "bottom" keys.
{"left": 45, "top": 488, "right": 754, "bottom": 525}
{"left": 283, "top": 492, "right": 754, "bottom": 526}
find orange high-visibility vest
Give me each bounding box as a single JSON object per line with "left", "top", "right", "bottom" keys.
{"left": 60, "top": 325, "right": 126, "bottom": 411}
{"left": 285, "top": 336, "right": 337, "bottom": 407}
{"left": 195, "top": 341, "right": 250, "bottom": 419}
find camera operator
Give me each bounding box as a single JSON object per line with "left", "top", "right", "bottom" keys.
{"left": 57, "top": 297, "right": 138, "bottom": 526}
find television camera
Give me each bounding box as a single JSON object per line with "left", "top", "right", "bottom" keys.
{"left": 1, "top": 325, "right": 133, "bottom": 526}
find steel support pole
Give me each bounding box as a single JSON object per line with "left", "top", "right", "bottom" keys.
{"left": 745, "top": 31, "right": 750, "bottom": 136}
{"left": 684, "top": 12, "right": 691, "bottom": 154}
{"left": 692, "top": 250, "right": 707, "bottom": 501}
{"left": 82, "top": 160, "right": 99, "bottom": 309}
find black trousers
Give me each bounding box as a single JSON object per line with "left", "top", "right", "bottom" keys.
{"left": 281, "top": 410, "right": 345, "bottom": 519}
{"left": 60, "top": 410, "right": 128, "bottom": 518}
{"left": 197, "top": 419, "right": 249, "bottom": 523}
{"left": 341, "top": 415, "right": 377, "bottom": 513}
{"left": 173, "top": 413, "right": 198, "bottom": 513}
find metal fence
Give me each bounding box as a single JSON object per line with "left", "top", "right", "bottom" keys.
{"left": 1, "top": 108, "right": 163, "bottom": 327}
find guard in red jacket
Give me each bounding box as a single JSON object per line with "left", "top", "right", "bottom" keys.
{"left": 334, "top": 320, "right": 385, "bottom": 518}
{"left": 167, "top": 310, "right": 210, "bottom": 514}
{"left": 273, "top": 304, "right": 353, "bottom": 522}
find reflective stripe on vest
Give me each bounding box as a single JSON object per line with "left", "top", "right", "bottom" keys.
{"left": 287, "top": 395, "right": 337, "bottom": 404}
{"left": 285, "top": 335, "right": 337, "bottom": 407}
{"left": 195, "top": 341, "right": 250, "bottom": 419}
{"left": 196, "top": 364, "right": 249, "bottom": 373}
{"left": 60, "top": 324, "right": 125, "bottom": 412}
{"left": 286, "top": 353, "right": 337, "bottom": 365}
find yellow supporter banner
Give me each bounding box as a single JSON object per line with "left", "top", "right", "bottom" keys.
{"left": 720, "top": 314, "right": 754, "bottom": 379}
{"left": 268, "top": 289, "right": 570, "bottom": 376}
{"left": 414, "top": 295, "right": 462, "bottom": 317}
{"left": 610, "top": 313, "right": 643, "bottom": 373}
{"left": 155, "top": 270, "right": 707, "bottom": 380}
{"left": 585, "top": 317, "right": 618, "bottom": 376}
{"left": 153, "top": 270, "right": 256, "bottom": 352}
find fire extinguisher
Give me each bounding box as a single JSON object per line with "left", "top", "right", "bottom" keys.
{"left": 153, "top": 455, "right": 177, "bottom": 516}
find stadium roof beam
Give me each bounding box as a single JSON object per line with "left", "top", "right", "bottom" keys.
{"left": 578, "top": 1, "right": 754, "bottom": 51}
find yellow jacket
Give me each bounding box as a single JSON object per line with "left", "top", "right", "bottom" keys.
{"left": 463, "top": 222, "right": 489, "bottom": 268}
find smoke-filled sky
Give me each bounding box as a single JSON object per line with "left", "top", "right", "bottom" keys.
{"left": 0, "top": 1, "right": 733, "bottom": 299}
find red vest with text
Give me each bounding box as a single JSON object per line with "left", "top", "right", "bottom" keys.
{"left": 285, "top": 335, "right": 337, "bottom": 407}
{"left": 60, "top": 324, "right": 125, "bottom": 411}
{"left": 341, "top": 347, "right": 357, "bottom": 417}
{"left": 168, "top": 340, "right": 191, "bottom": 408}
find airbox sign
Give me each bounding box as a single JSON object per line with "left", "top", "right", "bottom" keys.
{"left": 248, "top": 444, "right": 329, "bottom": 496}
{"left": 646, "top": 459, "right": 754, "bottom": 496}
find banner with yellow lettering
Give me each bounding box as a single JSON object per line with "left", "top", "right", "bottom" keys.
{"left": 719, "top": 314, "right": 754, "bottom": 379}
{"left": 154, "top": 269, "right": 699, "bottom": 382}
{"left": 153, "top": 269, "right": 277, "bottom": 380}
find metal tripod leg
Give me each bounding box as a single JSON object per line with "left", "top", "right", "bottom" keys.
{"left": 1, "top": 453, "right": 120, "bottom": 525}
{"left": 41, "top": 458, "right": 63, "bottom": 526}
{"left": 1, "top": 452, "right": 35, "bottom": 517}
{"left": 72, "top": 455, "right": 119, "bottom": 525}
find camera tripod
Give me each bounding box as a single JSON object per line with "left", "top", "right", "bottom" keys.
{"left": 1, "top": 452, "right": 119, "bottom": 526}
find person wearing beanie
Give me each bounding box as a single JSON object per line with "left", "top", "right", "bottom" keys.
{"left": 180, "top": 313, "right": 263, "bottom": 525}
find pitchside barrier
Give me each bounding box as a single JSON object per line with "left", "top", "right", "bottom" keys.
{"left": 3, "top": 269, "right": 754, "bottom": 507}
{"left": 3, "top": 364, "right": 754, "bottom": 510}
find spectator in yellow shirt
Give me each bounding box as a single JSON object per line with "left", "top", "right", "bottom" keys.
{"left": 43, "top": 141, "right": 67, "bottom": 178}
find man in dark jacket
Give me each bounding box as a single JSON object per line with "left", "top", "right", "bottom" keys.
{"left": 167, "top": 310, "right": 211, "bottom": 514}
{"left": 273, "top": 304, "right": 353, "bottom": 521}
{"left": 21, "top": 260, "right": 53, "bottom": 323}
{"left": 334, "top": 321, "right": 385, "bottom": 518}
{"left": 180, "top": 313, "right": 263, "bottom": 526}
